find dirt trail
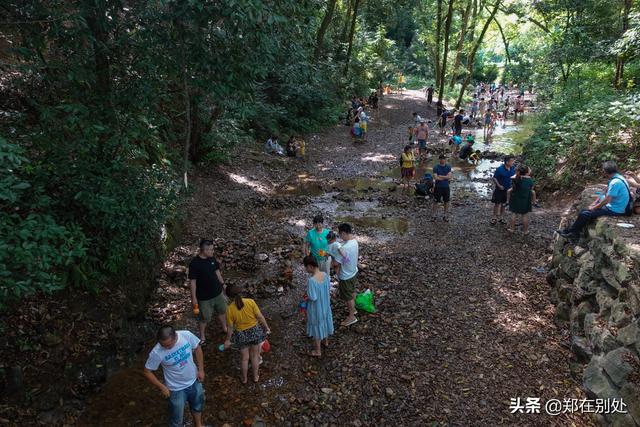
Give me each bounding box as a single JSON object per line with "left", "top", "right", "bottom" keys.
{"left": 81, "top": 91, "right": 595, "bottom": 426}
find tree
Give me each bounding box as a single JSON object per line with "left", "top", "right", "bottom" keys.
{"left": 344, "top": 0, "right": 363, "bottom": 75}
{"left": 454, "top": 0, "right": 501, "bottom": 108}
{"left": 436, "top": 0, "right": 455, "bottom": 106}
{"left": 315, "top": 0, "right": 338, "bottom": 60}
{"left": 449, "top": 0, "right": 475, "bottom": 88}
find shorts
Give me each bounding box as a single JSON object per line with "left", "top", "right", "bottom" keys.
{"left": 231, "top": 324, "right": 266, "bottom": 350}
{"left": 338, "top": 275, "right": 358, "bottom": 301}
{"left": 361, "top": 122, "right": 368, "bottom": 132}
{"left": 401, "top": 167, "right": 415, "bottom": 178}
{"left": 169, "top": 381, "right": 204, "bottom": 427}
{"left": 198, "top": 293, "right": 227, "bottom": 322}
{"left": 433, "top": 186, "right": 450, "bottom": 203}
{"left": 418, "top": 139, "right": 427, "bottom": 150}
{"left": 491, "top": 188, "right": 508, "bottom": 204}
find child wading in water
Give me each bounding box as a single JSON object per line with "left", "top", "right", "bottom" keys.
{"left": 302, "top": 256, "right": 334, "bottom": 357}
{"left": 224, "top": 284, "right": 271, "bottom": 384}
{"left": 507, "top": 165, "right": 536, "bottom": 235}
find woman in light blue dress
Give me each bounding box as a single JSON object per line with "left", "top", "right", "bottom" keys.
{"left": 303, "top": 255, "right": 334, "bottom": 357}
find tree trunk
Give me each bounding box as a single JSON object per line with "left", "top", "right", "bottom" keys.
{"left": 182, "top": 67, "right": 191, "bottom": 189}
{"left": 82, "top": 1, "right": 111, "bottom": 103}
{"left": 493, "top": 15, "right": 510, "bottom": 63}
{"left": 434, "top": 0, "right": 442, "bottom": 88}
{"left": 449, "top": 0, "right": 474, "bottom": 88}
{"left": 343, "top": 0, "right": 361, "bottom": 76}
{"left": 614, "top": 0, "right": 632, "bottom": 88}
{"left": 314, "top": 0, "right": 338, "bottom": 61}
{"left": 335, "top": 0, "right": 354, "bottom": 59}
{"left": 455, "top": 0, "right": 500, "bottom": 108}
{"left": 436, "top": 0, "right": 454, "bottom": 107}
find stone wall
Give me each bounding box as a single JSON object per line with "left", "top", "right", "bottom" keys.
{"left": 549, "top": 185, "right": 640, "bottom": 426}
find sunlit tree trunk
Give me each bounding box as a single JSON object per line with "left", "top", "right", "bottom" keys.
{"left": 455, "top": 0, "right": 500, "bottom": 108}
{"left": 436, "top": 0, "right": 454, "bottom": 107}
{"left": 449, "top": 0, "right": 474, "bottom": 88}
{"left": 434, "top": 0, "right": 442, "bottom": 88}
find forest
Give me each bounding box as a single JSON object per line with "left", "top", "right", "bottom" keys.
{"left": 1, "top": 0, "right": 638, "bottom": 305}
{"left": 1, "top": 0, "right": 639, "bottom": 426}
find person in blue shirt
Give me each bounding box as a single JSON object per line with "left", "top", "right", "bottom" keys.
{"left": 432, "top": 154, "right": 453, "bottom": 222}
{"left": 491, "top": 155, "right": 516, "bottom": 225}
{"left": 557, "top": 161, "right": 631, "bottom": 238}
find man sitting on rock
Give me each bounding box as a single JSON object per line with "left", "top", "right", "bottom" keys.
{"left": 557, "top": 161, "right": 631, "bottom": 238}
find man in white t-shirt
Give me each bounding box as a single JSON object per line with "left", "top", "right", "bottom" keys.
{"left": 337, "top": 223, "right": 359, "bottom": 327}
{"left": 143, "top": 325, "right": 205, "bottom": 427}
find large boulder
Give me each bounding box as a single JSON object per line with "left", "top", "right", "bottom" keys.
{"left": 583, "top": 356, "right": 617, "bottom": 400}
{"left": 601, "top": 347, "right": 638, "bottom": 387}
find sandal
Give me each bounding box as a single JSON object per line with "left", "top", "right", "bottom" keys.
{"left": 490, "top": 218, "right": 497, "bottom": 225}
{"left": 341, "top": 317, "right": 359, "bottom": 327}
{"left": 499, "top": 218, "right": 507, "bottom": 224}
{"left": 443, "top": 216, "right": 449, "bottom": 222}
{"left": 300, "top": 351, "right": 321, "bottom": 358}
{"left": 507, "top": 228, "right": 514, "bottom": 233}
{"left": 431, "top": 216, "right": 437, "bottom": 222}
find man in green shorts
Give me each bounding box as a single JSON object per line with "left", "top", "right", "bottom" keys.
{"left": 188, "top": 239, "right": 227, "bottom": 345}
{"left": 337, "top": 223, "right": 359, "bottom": 327}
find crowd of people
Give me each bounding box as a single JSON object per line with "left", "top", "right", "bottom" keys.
{"left": 144, "top": 218, "right": 360, "bottom": 426}
{"left": 145, "top": 80, "right": 638, "bottom": 427}
{"left": 400, "top": 81, "right": 637, "bottom": 236}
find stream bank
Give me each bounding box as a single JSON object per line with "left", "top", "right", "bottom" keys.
{"left": 549, "top": 186, "right": 640, "bottom": 426}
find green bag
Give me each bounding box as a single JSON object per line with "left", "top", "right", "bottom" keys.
{"left": 355, "top": 289, "right": 376, "bottom": 313}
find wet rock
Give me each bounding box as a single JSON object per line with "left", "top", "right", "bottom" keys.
{"left": 255, "top": 253, "right": 269, "bottom": 262}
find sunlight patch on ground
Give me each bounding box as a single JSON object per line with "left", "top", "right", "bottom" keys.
{"left": 493, "top": 310, "right": 549, "bottom": 334}
{"left": 227, "top": 172, "right": 270, "bottom": 194}
{"left": 361, "top": 152, "right": 397, "bottom": 163}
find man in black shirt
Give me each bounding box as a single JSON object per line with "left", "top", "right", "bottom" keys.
{"left": 426, "top": 85, "right": 434, "bottom": 104}
{"left": 453, "top": 109, "right": 464, "bottom": 136}
{"left": 188, "top": 239, "right": 227, "bottom": 344}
